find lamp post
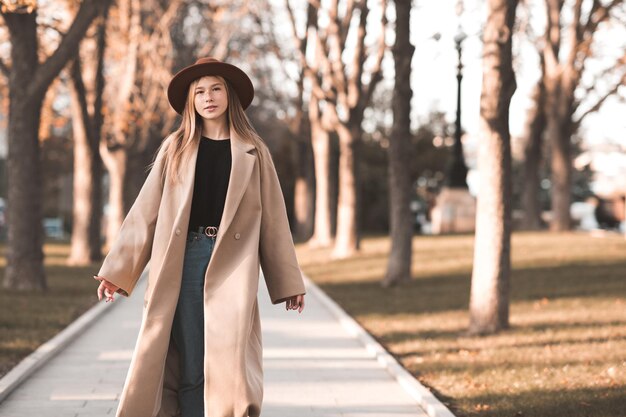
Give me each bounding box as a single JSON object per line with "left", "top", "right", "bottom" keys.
{"left": 445, "top": 26, "right": 469, "bottom": 189}
{"left": 430, "top": 3, "right": 476, "bottom": 235}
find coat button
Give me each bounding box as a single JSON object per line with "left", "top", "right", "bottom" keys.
{"left": 175, "top": 228, "right": 181, "bottom": 236}
{"left": 234, "top": 232, "right": 241, "bottom": 240}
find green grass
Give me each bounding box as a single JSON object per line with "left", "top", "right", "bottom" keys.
{"left": 296, "top": 231, "right": 626, "bottom": 417}
{"left": 0, "top": 242, "right": 99, "bottom": 378}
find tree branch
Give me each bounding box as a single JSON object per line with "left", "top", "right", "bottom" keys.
{"left": 582, "top": 0, "right": 623, "bottom": 35}
{"left": 569, "top": 0, "right": 624, "bottom": 98}
{"left": 542, "top": 0, "right": 563, "bottom": 75}
{"left": 565, "top": 0, "right": 583, "bottom": 70}
{"left": 573, "top": 71, "right": 625, "bottom": 128}
{"left": 313, "top": 28, "right": 338, "bottom": 102}
{"left": 69, "top": 55, "right": 95, "bottom": 149}
{"left": 362, "top": 0, "right": 388, "bottom": 108}
{"left": 339, "top": 0, "right": 355, "bottom": 52}
{"left": 307, "top": 1, "right": 339, "bottom": 103}
{"left": 327, "top": 0, "right": 349, "bottom": 104}
{"left": 27, "top": 0, "right": 112, "bottom": 100}
{"left": 345, "top": 0, "right": 366, "bottom": 110}
{"left": 573, "top": 54, "right": 626, "bottom": 128}
{"left": 280, "top": 0, "right": 310, "bottom": 124}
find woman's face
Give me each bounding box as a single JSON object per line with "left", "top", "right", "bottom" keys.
{"left": 193, "top": 76, "right": 228, "bottom": 121}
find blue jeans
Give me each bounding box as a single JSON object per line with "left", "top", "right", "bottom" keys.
{"left": 171, "top": 227, "right": 216, "bottom": 417}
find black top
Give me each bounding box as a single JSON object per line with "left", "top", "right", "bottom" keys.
{"left": 187, "top": 136, "right": 232, "bottom": 232}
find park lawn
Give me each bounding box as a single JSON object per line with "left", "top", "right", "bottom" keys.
{"left": 0, "top": 241, "right": 99, "bottom": 379}
{"left": 296, "top": 231, "right": 626, "bottom": 417}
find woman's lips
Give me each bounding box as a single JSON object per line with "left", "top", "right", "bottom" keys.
{"left": 205, "top": 106, "right": 217, "bottom": 111}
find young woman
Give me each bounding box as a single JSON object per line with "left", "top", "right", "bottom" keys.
{"left": 93, "top": 56, "right": 307, "bottom": 417}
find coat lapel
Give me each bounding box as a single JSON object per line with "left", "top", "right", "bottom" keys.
{"left": 217, "top": 130, "right": 256, "bottom": 246}
{"left": 174, "top": 139, "right": 199, "bottom": 231}
{"left": 174, "top": 130, "right": 256, "bottom": 251}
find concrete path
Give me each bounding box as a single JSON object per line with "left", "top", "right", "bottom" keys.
{"left": 0, "top": 273, "right": 433, "bottom": 417}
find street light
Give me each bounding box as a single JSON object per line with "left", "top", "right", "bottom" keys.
{"left": 430, "top": 3, "right": 476, "bottom": 235}
{"left": 445, "top": 25, "right": 469, "bottom": 189}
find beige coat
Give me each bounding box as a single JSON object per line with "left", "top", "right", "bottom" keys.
{"left": 97, "top": 130, "right": 306, "bottom": 417}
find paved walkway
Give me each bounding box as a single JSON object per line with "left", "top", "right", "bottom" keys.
{"left": 0, "top": 272, "right": 431, "bottom": 417}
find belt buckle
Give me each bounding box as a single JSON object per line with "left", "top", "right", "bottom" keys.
{"left": 204, "top": 226, "right": 218, "bottom": 238}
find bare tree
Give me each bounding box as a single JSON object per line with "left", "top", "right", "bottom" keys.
{"left": 309, "top": 93, "right": 335, "bottom": 248}
{"left": 468, "top": 0, "right": 518, "bottom": 335}
{"left": 67, "top": 9, "right": 109, "bottom": 266}
{"left": 543, "top": 0, "right": 625, "bottom": 231}
{"left": 100, "top": 0, "right": 188, "bottom": 249}
{"left": 284, "top": 0, "right": 335, "bottom": 247}
{"left": 100, "top": 0, "right": 141, "bottom": 248}
{"left": 121, "top": 0, "right": 187, "bottom": 208}
{"left": 383, "top": 0, "right": 414, "bottom": 287}
{"left": 306, "top": 0, "right": 388, "bottom": 258}
{"left": 521, "top": 56, "right": 547, "bottom": 230}
{"left": 0, "top": 0, "right": 112, "bottom": 290}
{"left": 258, "top": 0, "right": 315, "bottom": 242}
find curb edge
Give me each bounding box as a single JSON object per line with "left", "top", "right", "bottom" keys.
{"left": 303, "top": 275, "right": 457, "bottom": 417}
{"left": 0, "top": 286, "right": 123, "bottom": 403}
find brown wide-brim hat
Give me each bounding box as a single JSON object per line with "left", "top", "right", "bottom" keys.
{"left": 167, "top": 56, "right": 254, "bottom": 115}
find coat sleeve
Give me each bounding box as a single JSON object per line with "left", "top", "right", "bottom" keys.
{"left": 258, "top": 146, "right": 307, "bottom": 305}
{"left": 96, "top": 140, "right": 168, "bottom": 297}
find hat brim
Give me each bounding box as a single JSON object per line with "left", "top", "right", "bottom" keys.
{"left": 167, "top": 62, "right": 254, "bottom": 115}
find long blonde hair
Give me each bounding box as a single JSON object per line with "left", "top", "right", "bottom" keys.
{"left": 150, "top": 74, "right": 267, "bottom": 185}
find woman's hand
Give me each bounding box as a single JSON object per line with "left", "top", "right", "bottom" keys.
{"left": 93, "top": 275, "right": 120, "bottom": 303}
{"left": 286, "top": 294, "right": 305, "bottom": 313}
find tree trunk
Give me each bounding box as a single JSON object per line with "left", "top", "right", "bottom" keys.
{"left": 1, "top": 0, "right": 112, "bottom": 290}
{"left": 521, "top": 78, "right": 546, "bottom": 230}
{"left": 293, "top": 137, "right": 315, "bottom": 242}
{"left": 548, "top": 112, "right": 572, "bottom": 231}
{"left": 541, "top": 0, "right": 573, "bottom": 232}
{"left": 2, "top": 17, "right": 46, "bottom": 291}
{"left": 309, "top": 94, "right": 333, "bottom": 248}
{"left": 310, "top": 130, "right": 332, "bottom": 247}
{"left": 468, "top": 0, "right": 518, "bottom": 335}
{"left": 332, "top": 122, "right": 359, "bottom": 258}
{"left": 101, "top": 145, "right": 127, "bottom": 251}
{"left": 89, "top": 143, "right": 104, "bottom": 262}
{"left": 67, "top": 3, "right": 108, "bottom": 265}
{"left": 68, "top": 57, "right": 96, "bottom": 266}
{"left": 5, "top": 94, "right": 46, "bottom": 290}
{"left": 2, "top": 12, "right": 46, "bottom": 291}
{"left": 383, "top": 0, "right": 415, "bottom": 287}
{"left": 329, "top": 134, "right": 339, "bottom": 236}
{"left": 89, "top": 10, "right": 107, "bottom": 262}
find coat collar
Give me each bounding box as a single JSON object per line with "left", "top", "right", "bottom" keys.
{"left": 176, "top": 128, "right": 256, "bottom": 251}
